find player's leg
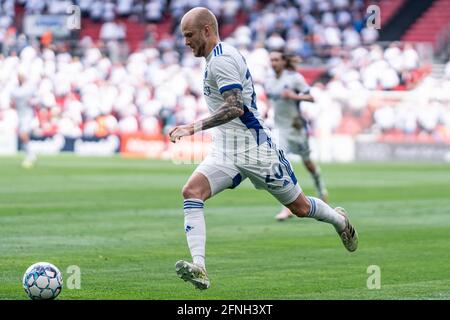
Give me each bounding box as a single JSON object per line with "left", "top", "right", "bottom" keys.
{"left": 181, "top": 165, "right": 243, "bottom": 269}
{"left": 181, "top": 171, "right": 211, "bottom": 269}
{"left": 275, "top": 160, "right": 328, "bottom": 221}
{"left": 285, "top": 193, "right": 358, "bottom": 252}
{"left": 296, "top": 136, "right": 328, "bottom": 202}
{"left": 176, "top": 171, "right": 211, "bottom": 290}
{"left": 275, "top": 135, "right": 328, "bottom": 220}
{"left": 303, "top": 159, "right": 328, "bottom": 203}
{"left": 177, "top": 156, "right": 245, "bottom": 289}
{"left": 20, "top": 131, "right": 36, "bottom": 169}
{"left": 19, "top": 111, "right": 37, "bottom": 169}
{"left": 244, "top": 145, "right": 357, "bottom": 251}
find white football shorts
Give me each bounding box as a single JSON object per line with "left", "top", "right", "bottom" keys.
{"left": 194, "top": 141, "right": 302, "bottom": 205}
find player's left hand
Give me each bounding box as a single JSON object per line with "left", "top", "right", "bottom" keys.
{"left": 292, "top": 117, "right": 302, "bottom": 130}
{"left": 169, "top": 124, "right": 195, "bottom": 143}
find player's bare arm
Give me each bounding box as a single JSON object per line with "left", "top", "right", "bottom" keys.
{"left": 169, "top": 88, "right": 244, "bottom": 143}
{"left": 200, "top": 88, "right": 244, "bottom": 130}
{"left": 281, "top": 89, "right": 315, "bottom": 103}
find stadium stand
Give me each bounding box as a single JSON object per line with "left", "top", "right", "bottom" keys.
{"left": 0, "top": 0, "right": 448, "bottom": 148}
{"left": 402, "top": 0, "right": 450, "bottom": 51}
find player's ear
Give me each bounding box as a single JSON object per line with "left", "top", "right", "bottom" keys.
{"left": 204, "top": 24, "right": 211, "bottom": 37}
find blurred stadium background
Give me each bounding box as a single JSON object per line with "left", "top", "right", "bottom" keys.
{"left": 0, "top": 0, "right": 449, "bottom": 162}
{"left": 1, "top": 0, "right": 450, "bottom": 301}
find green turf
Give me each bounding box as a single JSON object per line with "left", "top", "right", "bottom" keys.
{"left": 0, "top": 155, "right": 449, "bottom": 300}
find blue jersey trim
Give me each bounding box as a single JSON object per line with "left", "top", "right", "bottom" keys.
{"left": 239, "top": 105, "right": 269, "bottom": 146}
{"left": 213, "top": 43, "right": 223, "bottom": 57}
{"left": 219, "top": 83, "right": 243, "bottom": 94}
{"left": 229, "top": 173, "right": 243, "bottom": 189}
{"left": 277, "top": 149, "right": 298, "bottom": 185}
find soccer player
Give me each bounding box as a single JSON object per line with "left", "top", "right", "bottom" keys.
{"left": 169, "top": 7, "right": 358, "bottom": 290}
{"left": 11, "top": 74, "right": 37, "bottom": 168}
{"left": 265, "top": 51, "right": 328, "bottom": 221}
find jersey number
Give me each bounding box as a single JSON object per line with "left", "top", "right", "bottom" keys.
{"left": 265, "top": 164, "right": 284, "bottom": 183}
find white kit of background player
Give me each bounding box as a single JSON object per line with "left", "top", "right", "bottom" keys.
{"left": 265, "top": 51, "right": 328, "bottom": 221}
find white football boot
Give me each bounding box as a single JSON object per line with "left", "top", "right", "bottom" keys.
{"left": 22, "top": 153, "right": 37, "bottom": 169}
{"left": 175, "top": 260, "right": 210, "bottom": 290}
{"left": 334, "top": 207, "right": 358, "bottom": 252}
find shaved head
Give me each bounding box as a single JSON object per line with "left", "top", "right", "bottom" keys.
{"left": 180, "top": 7, "right": 220, "bottom": 57}
{"left": 181, "top": 7, "right": 219, "bottom": 36}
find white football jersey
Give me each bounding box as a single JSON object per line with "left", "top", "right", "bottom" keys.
{"left": 265, "top": 70, "right": 310, "bottom": 130}
{"left": 11, "top": 83, "right": 35, "bottom": 119}
{"left": 203, "top": 42, "right": 271, "bottom": 153}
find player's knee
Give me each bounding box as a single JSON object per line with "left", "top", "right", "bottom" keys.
{"left": 182, "top": 184, "right": 204, "bottom": 200}
{"left": 182, "top": 184, "right": 195, "bottom": 199}
{"left": 292, "top": 205, "right": 310, "bottom": 218}
{"left": 287, "top": 195, "right": 311, "bottom": 218}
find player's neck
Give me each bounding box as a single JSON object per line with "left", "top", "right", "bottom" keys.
{"left": 275, "top": 69, "right": 284, "bottom": 78}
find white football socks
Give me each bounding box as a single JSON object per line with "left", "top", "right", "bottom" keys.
{"left": 306, "top": 196, "right": 346, "bottom": 232}
{"left": 183, "top": 199, "right": 206, "bottom": 269}
{"left": 24, "top": 143, "right": 36, "bottom": 162}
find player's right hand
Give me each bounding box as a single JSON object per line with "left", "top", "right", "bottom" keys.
{"left": 169, "top": 124, "right": 194, "bottom": 143}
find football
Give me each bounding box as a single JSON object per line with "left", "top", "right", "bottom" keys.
{"left": 22, "top": 262, "right": 63, "bottom": 300}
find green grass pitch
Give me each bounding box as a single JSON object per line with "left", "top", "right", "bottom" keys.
{"left": 0, "top": 155, "right": 449, "bottom": 300}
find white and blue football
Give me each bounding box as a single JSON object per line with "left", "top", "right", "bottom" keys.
{"left": 23, "top": 262, "right": 63, "bottom": 300}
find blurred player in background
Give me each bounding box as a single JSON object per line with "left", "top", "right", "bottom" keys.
{"left": 11, "top": 74, "right": 37, "bottom": 168}
{"left": 266, "top": 51, "right": 328, "bottom": 221}
{"left": 169, "top": 7, "right": 358, "bottom": 291}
